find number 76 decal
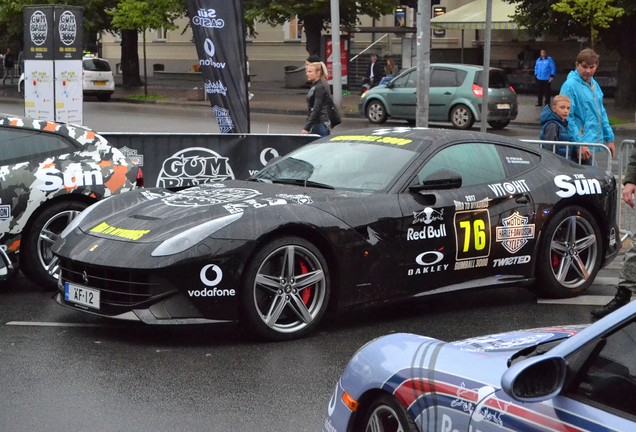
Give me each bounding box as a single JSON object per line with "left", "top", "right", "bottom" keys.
{"left": 454, "top": 209, "right": 491, "bottom": 261}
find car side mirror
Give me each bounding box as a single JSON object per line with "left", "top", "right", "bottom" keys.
{"left": 501, "top": 355, "right": 566, "bottom": 403}
{"left": 0, "top": 248, "right": 14, "bottom": 281}
{"left": 410, "top": 169, "right": 462, "bottom": 191}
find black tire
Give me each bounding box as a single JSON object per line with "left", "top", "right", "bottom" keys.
{"left": 450, "top": 104, "right": 475, "bottom": 129}
{"left": 241, "top": 236, "right": 330, "bottom": 341}
{"left": 21, "top": 200, "right": 90, "bottom": 290}
{"left": 535, "top": 206, "right": 602, "bottom": 298}
{"left": 359, "top": 393, "right": 418, "bottom": 432}
{"left": 97, "top": 93, "right": 111, "bottom": 102}
{"left": 488, "top": 119, "right": 509, "bottom": 129}
{"left": 366, "top": 100, "right": 388, "bottom": 124}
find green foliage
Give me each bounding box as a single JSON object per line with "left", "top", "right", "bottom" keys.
{"left": 109, "top": 0, "right": 184, "bottom": 32}
{"left": 551, "top": 0, "right": 625, "bottom": 47}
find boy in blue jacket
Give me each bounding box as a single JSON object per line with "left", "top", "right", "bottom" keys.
{"left": 540, "top": 94, "right": 573, "bottom": 158}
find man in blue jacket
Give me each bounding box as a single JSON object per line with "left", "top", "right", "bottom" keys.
{"left": 559, "top": 48, "right": 615, "bottom": 164}
{"left": 534, "top": 49, "right": 556, "bottom": 106}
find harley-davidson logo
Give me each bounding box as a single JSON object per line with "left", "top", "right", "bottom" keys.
{"left": 496, "top": 212, "right": 535, "bottom": 254}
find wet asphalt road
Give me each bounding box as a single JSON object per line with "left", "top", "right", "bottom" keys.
{"left": 0, "top": 96, "right": 628, "bottom": 431}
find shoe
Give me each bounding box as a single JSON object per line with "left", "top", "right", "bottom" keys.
{"left": 591, "top": 287, "right": 631, "bottom": 318}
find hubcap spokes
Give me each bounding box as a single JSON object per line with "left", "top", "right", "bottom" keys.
{"left": 550, "top": 215, "right": 597, "bottom": 288}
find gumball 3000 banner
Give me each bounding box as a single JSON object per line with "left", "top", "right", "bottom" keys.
{"left": 186, "top": 0, "right": 250, "bottom": 133}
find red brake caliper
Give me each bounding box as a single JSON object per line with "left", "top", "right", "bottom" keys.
{"left": 299, "top": 260, "right": 312, "bottom": 304}
{"left": 551, "top": 253, "right": 560, "bottom": 269}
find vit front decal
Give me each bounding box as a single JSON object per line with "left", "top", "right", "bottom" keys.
{"left": 555, "top": 174, "right": 602, "bottom": 198}
{"left": 454, "top": 209, "right": 490, "bottom": 270}
{"left": 488, "top": 180, "right": 529, "bottom": 197}
{"left": 495, "top": 212, "right": 535, "bottom": 254}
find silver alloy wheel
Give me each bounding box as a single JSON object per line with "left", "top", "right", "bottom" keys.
{"left": 365, "top": 405, "right": 405, "bottom": 432}
{"left": 366, "top": 101, "right": 387, "bottom": 123}
{"left": 252, "top": 244, "right": 327, "bottom": 335}
{"left": 549, "top": 214, "right": 598, "bottom": 289}
{"left": 37, "top": 209, "right": 82, "bottom": 279}
{"left": 450, "top": 105, "right": 473, "bottom": 129}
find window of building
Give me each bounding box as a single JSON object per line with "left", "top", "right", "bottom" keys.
{"left": 283, "top": 17, "right": 303, "bottom": 41}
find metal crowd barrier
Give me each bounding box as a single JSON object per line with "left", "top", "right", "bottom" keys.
{"left": 524, "top": 139, "right": 636, "bottom": 242}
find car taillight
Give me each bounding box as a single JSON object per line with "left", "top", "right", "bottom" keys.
{"left": 509, "top": 85, "right": 516, "bottom": 94}
{"left": 136, "top": 167, "right": 144, "bottom": 188}
{"left": 472, "top": 84, "right": 483, "bottom": 98}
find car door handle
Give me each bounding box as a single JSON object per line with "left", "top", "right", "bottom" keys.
{"left": 516, "top": 196, "right": 530, "bottom": 204}
{"left": 444, "top": 92, "right": 452, "bottom": 95}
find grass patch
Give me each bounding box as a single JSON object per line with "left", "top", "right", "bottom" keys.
{"left": 124, "top": 94, "right": 166, "bottom": 102}
{"left": 609, "top": 116, "right": 631, "bottom": 126}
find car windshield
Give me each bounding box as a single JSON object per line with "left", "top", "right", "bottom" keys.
{"left": 83, "top": 59, "right": 111, "bottom": 72}
{"left": 252, "top": 142, "right": 418, "bottom": 192}
{"left": 474, "top": 70, "right": 510, "bottom": 89}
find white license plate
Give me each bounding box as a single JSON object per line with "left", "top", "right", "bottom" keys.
{"left": 496, "top": 103, "right": 510, "bottom": 110}
{"left": 65, "top": 282, "right": 100, "bottom": 310}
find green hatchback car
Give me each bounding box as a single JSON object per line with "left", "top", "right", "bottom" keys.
{"left": 359, "top": 64, "right": 518, "bottom": 129}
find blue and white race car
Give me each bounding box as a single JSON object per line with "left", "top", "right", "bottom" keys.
{"left": 324, "top": 301, "right": 636, "bottom": 431}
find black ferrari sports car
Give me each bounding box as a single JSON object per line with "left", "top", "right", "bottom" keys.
{"left": 52, "top": 127, "right": 620, "bottom": 340}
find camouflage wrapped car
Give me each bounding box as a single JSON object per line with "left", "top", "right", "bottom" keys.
{"left": 0, "top": 114, "right": 142, "bottom": 287}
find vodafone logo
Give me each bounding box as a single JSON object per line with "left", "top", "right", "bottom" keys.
{"left": 204, "top": 38, "right": 215, "bottom": 57}
{"left": 259, "top": 148, "right": 279, "bottom": 166}
{"left": 200, "top": 264, "right": 223, "bottom": 286}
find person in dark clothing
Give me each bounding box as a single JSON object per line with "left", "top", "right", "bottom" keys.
{"left": 301, "top": 62, "right": 331, "bottom": 137}
{"left": 539, "top": 94, "right": 572, "bottom": 158}
{"left": 2, "top": 48, "right": 15, "bottom": 85}
{"left": 363, "top": 54, "right": 382, "bottom": 88}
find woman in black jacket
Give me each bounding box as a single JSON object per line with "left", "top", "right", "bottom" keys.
{"left": 301, "top": 62, "right": 331, "bottom": 137}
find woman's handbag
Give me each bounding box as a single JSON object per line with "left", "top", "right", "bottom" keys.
{"left": 327, "top": 96, "right": 341, "bottom": 127}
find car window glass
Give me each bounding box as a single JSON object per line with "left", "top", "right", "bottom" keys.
{"left": 569, "top": 319, "right": 636, "bottom": 417}
{"left": 474, "top": 70, "right": 509, "bottom": 89}
{"left": 497, "top": 145, "right": 540, "bottom": 177}
{"left": 392, "top": 71, "right": 414, "bottom": 89}
{"left": 83, "top": 59, "right": 111, "bottom": 72}
{"left": 430, "top": 68, "right": 465, "bottom": 87}
{"left": 0, "top": 128, "right": 75, "bottom": 165}
{"left": 417, "top": 143, "right": 505, "bottom": 187}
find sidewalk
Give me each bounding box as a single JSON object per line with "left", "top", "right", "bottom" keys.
{"left": 112, "top": 78, "right": 636, "bottom": 133}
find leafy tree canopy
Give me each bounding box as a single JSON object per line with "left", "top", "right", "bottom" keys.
{"left": 243, "top": 0, "right": 396, "bottom": 55}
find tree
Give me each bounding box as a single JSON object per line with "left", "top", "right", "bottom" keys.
{"left": 551, "top": 0, "right": 624, "bottom": 48}
{"left": 108, "top": 0, "right": 184, "bottom": 91}
{"left": 243, "top": 0, "right": 396, "bottom": 57}
{"left": 505, "top": 0, "right": 636, "bottom": 108}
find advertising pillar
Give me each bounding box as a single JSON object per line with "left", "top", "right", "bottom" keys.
{"left": 23, "top": 7, "right": 55, "bottom": 120}
{"left": 23, "top": 5, "right": 83, "bottom": 123}
{"left": 186, "top": 0, "right": 250, "bottom": 133}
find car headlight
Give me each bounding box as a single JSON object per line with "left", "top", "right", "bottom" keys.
{"left": 60, "top": 197, "right": 111, "bottom": 239}
{"left": 151, "top": 213, "right": 243, "bottom": 257}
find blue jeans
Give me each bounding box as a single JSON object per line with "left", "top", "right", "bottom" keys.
{"left": 310, "top": 122, "right": 330, "bottom": 137}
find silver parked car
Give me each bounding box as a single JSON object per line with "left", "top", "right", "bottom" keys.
{"left": 359, "top": 64, "right": 519, "bottom": 129}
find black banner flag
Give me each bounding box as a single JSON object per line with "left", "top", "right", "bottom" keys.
{"left": 186, "top": 1, "right": 250, "bottom": 133}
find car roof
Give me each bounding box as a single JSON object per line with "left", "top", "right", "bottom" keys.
{"left": 0, "top": 113, "right": 97, "bottom": 142}
{"left": 402, "top": 64, "right": 504, "bottom": 73}
{"left": 321, "top": 126, "right": 525, "bottom": 153}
